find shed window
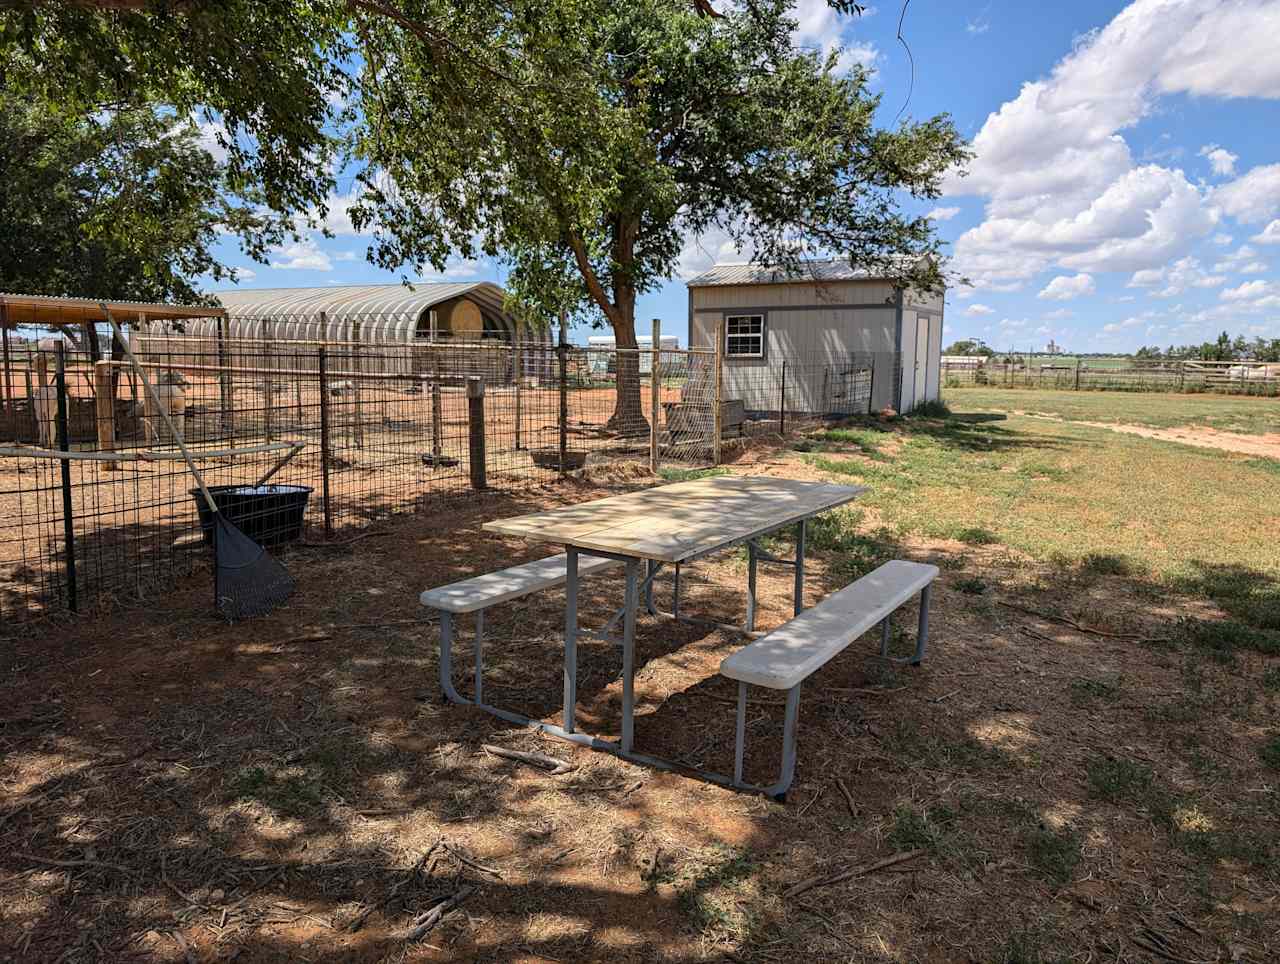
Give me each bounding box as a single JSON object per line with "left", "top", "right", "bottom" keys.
{"left": 725, "top": 315, "right": 764, "bottom": 358}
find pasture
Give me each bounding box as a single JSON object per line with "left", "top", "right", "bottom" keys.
{"left": 2, "top": 392, "right": 1277, "bottom": 962}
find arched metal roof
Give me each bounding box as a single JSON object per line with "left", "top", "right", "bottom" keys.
{"left": 208, "top": 282, "right": 542, "bottom": 343}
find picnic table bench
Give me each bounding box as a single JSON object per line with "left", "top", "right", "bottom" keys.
{"left": 420, "top": 477, "right": 941, "bottom": 800}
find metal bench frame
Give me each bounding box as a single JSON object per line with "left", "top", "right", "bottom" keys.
{"left": 427, "top": 524, "right": 932, "bottom": 802}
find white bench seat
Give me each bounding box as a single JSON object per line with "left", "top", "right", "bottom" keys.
{"left": 420, "top": 553, "right": 621, "bottom": 614}
{"left": 721, "top": 560, "right": 939, "bottom": 689}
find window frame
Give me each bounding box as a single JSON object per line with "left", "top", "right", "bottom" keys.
{"left": 723, "top": 313, "right": 766, "bottom": 359}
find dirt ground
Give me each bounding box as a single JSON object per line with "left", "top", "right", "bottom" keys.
{"left": 1015, "top": 411, "right": 1280, "bottom": 459}
{"left": 1, "top": 430, "right": 1277, "bottom": 962}
{"left": 0, "top": 374, "right": 688, "bottom": 621}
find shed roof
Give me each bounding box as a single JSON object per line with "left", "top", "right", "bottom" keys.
{"left": 213, "top": 282, "right": 509, "bottom": 324}
{"left": 686, "top": 258, "right": 924, "bottom": 288}
{"left": 0, "top": 293, "right": 224, "bottom": 326}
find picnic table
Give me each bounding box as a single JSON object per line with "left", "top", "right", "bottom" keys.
{"left": 479, "top": 475, "right": 864, "bottom": 771}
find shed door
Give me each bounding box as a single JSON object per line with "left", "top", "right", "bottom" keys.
{"left": 913, "top": 317, "right": 929, "bottom": 410}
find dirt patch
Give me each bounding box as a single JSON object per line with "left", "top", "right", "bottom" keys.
{"left": 1, "top": 434, "right": 1277, "bottom": 962}
{"left": 1020, "top": 411, "right": 1280, "bottom": 458}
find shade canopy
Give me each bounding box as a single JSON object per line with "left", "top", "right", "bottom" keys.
{"left": 0, "top": 293, "right": 224, "bottom": 327}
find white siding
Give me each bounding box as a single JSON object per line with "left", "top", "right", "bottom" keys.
{"left": 692, "top": 306, "right": 898, "bottom": 412}
{"left": 924, "top": 316, "right": 943, "bottom": 402}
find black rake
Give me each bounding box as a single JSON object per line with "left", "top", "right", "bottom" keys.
{"left": 103, "top": 306, "right": 295, "bottom": 620}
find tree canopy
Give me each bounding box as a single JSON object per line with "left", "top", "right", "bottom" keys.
{"left": 351, "top": 0, "right": 968, "bottom": 426}
{"left": 0, "top": 94, "right": 287, "bottom": 303}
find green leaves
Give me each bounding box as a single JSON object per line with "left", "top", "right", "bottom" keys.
{"left": 0, "top": 95, "right": 289, "bottom": 302}
{"left": 350, "top": 0, "right": 970, "bottom": 330}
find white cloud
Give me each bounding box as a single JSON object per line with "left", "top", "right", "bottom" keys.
{"left": 333, "top": 250, "right": 359, "bottom": 262}
{"left": 1199, "top": 144, "right": 1238, "bottom": 177}
{"left": 231, "top": 267, "right": 256, "bottom": 282}
{"left": 946, "top": 0, "right": 1280, "bottom": 290}
{"left": 1213, "top": 163, "right": 1280, "bottom": 224}
{"left": 1043, "top": 307, "right": 1073, "bottom": 319}
{"left": 926, "top": 206, "right": 960, "bottom": 221}
{"left": 1125, "top": 256, "right": 1224, "bottom": 297}
{"left": 1211, "top": 233, "right": 1234, "bottom": 246}
{"left": 964, "top": 303, "right": 994, "bottom": 316}
{"left": 191, "top": 117, "right": 229, "bottom": 163}
{"left": 676, "top": 228, "right": 750, "bottom": 280}
{"left": 791, "top": 0, "right": 879, "bottom": 73}
{"left": 316, "top": 190, "right": 365, "bottom": 236}
{"left": 1102, "top": 316, "right": 1144, "bottom": 334}
{"left": 1220, "top": 279, "right": 1277, "bottom": 301}
{"left": 966, "top": 17, "right": 990, "bottom": 35}
{"left": 271, "top": 239, "right": 332, "bottom": 271}
{"left": 1252, "top": 220, "right": 1280, "bottom": 244}
{"left": 1038, "top": 273, "right": 1095, "bottom": 300}
{"left": 1212, "top": 244, "right": 1267, "bottom": 274}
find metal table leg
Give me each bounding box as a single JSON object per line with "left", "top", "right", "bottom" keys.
{"left": 564, "top": 546, "right": 579, "bottom": 733}
{"left": 793, "top": 519, "right": 807, "bottom": 616}
{"left": 621, "top": 558, "right": 639, "bottom": 753}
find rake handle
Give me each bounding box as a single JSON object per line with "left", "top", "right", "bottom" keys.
{"left": 101, "top": 306, "right": 220, "bottom": 515}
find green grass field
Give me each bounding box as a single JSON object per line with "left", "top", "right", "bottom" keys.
{"left": 795, "top": 406, "right": 1280, "bottom": 633}
{"left": 945, "top": 385, "right": 1280, "bottom": 435}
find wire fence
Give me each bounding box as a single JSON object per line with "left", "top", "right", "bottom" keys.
{"left": 943, "top": 359, "right": 1280, "bottom": 396}
{"left": 0, "top": 330, "right": 885, "bottom": 622}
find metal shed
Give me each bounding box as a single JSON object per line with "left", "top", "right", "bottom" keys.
{"left": 686, "top": 260, "right": 945, "bottom": 414}
{"left": 203, "top": 281, "right": 542, "bottom": 345}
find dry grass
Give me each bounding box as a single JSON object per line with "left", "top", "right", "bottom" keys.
{"left": 1, "top": 399, "right": 1278, "bottom": 962}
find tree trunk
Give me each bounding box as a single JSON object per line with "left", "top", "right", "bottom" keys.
{"left": 607, "top": 300, "right": 649, "bottom": 437}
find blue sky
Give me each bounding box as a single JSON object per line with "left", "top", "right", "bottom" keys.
{"left": 210, "top": 0, "right": 1280, "bottom": 351}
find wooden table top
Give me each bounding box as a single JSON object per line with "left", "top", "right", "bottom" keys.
{"left": 483, "top": 475, "right": 866, "bottom": 563}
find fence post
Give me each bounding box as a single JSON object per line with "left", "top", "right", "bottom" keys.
{"left": 263, "top": 337, "right": 275, "bottom": 442}
{"left": 650, "top": 318, "right": 661, "bottom": 474}
{"left": 217, "top": 314, "right": 233, "bottom": 437}
{"left": 1075, "top": 359, "right": 1081, "bottom": 391}
{"left": 513, "top": 325, "right": 523, "bottom": 451}
{"left": 55, "top": 345, "right": 78, "bottom": 614}
{"left": 351, "top": 320, "right": 365, "bottom": 448}
{"left": 867, "top": 356, "right": 876, "bottom": 414}
{"left": 431, "top": 378, "right": 443, "bottom": 459}
{"left": 468, "top": 378, "right": 487, "bottom": 490}
{"left": 94, "top": 361, "right": 116, "bottom": 469}
{"left": 558, "top": 310, "right": 569, "bottom": 477}
{"left": 1179, "top": 362, "right": 1186, "bottom": 393}
{"left": 713, "top": 318, "right": 724, "bottom": 466}
{"left": 318, "top": 347, "right": 333, "bottom": 538}
{"left": 1, "top": 315, "right": 12, "bottom": 432}
{"left": 779, "top": 359, "right": 787, "bottom": 435}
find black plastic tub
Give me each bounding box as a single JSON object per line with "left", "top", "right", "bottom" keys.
{"left": 190, "top": 485, "right": 313, "bottom": 547}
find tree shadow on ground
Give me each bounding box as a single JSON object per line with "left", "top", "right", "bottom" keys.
{"left": 3, "top": 476, "right": 1278, "bottom": 962}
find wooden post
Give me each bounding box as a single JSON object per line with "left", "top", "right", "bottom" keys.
{"left": 1074, "top": 358, "right": 1081, "bottom": 391}
{"left": 1, "top": 309, "right": 12, "bottom": 431}
{"left": 713, "top": 317, "right": 724, "bottom": 466}
{"left": 94, "top": 361, "right": 116, "bottom": 470}
{"left": 513, "top": 325, "right": 523, "bottom": 451}
{"left": 217, "top": 314, "right": 233, "bottom": 437}
{"left": 467, "top": 378, "right": 487, "bottom": 490}
{"left": 431, "top": 353, "right": 443, "bottom": 458}
{"left": 558, "top": 311, "right": 568, "bottom": 477}
{"left": 649, "top": 318, "right": 661, "bottom": 474}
